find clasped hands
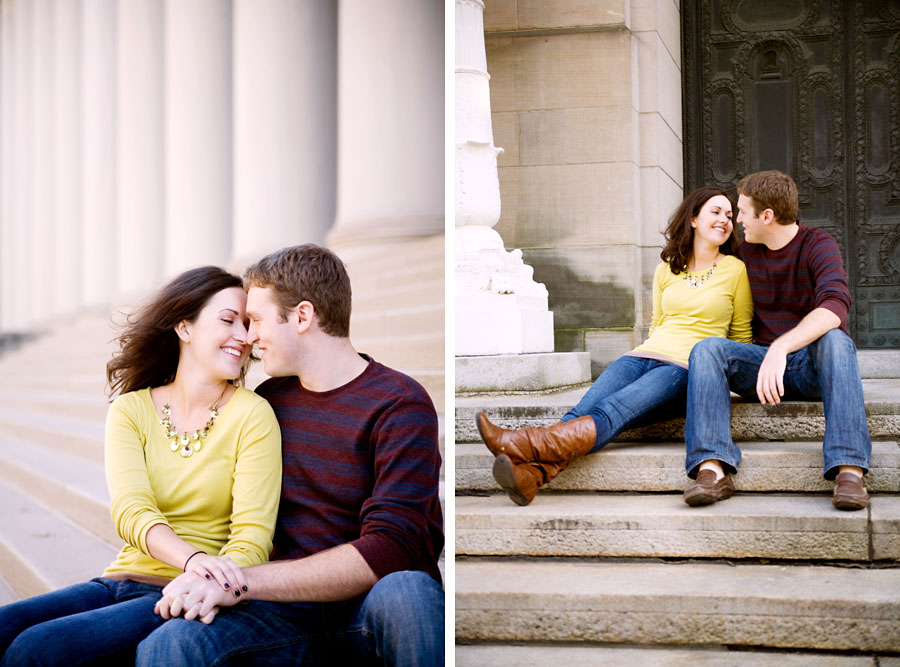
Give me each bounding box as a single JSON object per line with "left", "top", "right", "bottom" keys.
{"left": 154, "top": 553, "right": 246, "bottom": 625}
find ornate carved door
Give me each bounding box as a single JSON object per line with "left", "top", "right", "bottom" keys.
{"left": 683, "top": 1, "right": 900, "bottom": 348}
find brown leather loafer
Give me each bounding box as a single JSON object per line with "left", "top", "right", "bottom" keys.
{"left": 684, "top": 469, "right": 734, "bottom": 507}
{"left": 832, "top": 471, "right": 869, "bottom": 511}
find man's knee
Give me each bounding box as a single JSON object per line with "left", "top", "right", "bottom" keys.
{"left": 363, "top": 571, "right": 443, "bottom": 619}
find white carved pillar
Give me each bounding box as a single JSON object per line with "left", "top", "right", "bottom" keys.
{"left": 81, "top": 0, "right": 117, "bottom": 308}
{"left": 164, "top": 0, "right": 232, "bottom": 275}
{"left": 0, "top": 0, "right": 16, "bottom": 329}
{"left": 117, "top": 0, "right": 163, "bottom": 298}
{"left": 231, "top": 0, "right": 336, "bottom": 267}
{"left": 53, "top": 0, "right": 83, "bottom": 317}
{"left": 455, "top": 0, "right": 553, "bottom": 355}
{"left": 328, "top": 0, "right": 443, "bottom": 253}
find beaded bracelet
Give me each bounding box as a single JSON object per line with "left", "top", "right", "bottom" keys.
{"left": 183, "top": 550, "right": 205, "bottom": 571}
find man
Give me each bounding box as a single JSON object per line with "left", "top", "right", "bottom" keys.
{"left": 137, "top": 244, "right": 444, "bottom": 665}
{"left": 682, "top": 170, "right": 871, "bottom": 511}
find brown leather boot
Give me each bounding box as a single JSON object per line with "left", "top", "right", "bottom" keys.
{"left": 476, "top": 413, "right": 597, "bottom": 505}
{"left": 491, "top": 455, "right": 543, "bottom": 506}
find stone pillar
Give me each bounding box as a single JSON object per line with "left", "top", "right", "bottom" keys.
{"left": 164, "top": 0, "right": 232, "bottom": 276}
{"left": 81, "top": 0, "right": 117, "bottom": 309}
{"left": 31, "top": 0, "right": 55, "bottom": 325}
{"left": 231, "top": 0, "right": 336, "bottom": 268}
{"left": 5, "top": 0, "right": 33, "bottom": 329}
{"left": 328, "top": 0, "right": 443, "bottom": 255}
{"left": 455, "top": 0, "right": 553, "bottom": 356}
{"left": 53, "top": 0, "right": 83, "bottom": 317}
{"left": 117, "top": 0, "right": 163, "bottom": 299}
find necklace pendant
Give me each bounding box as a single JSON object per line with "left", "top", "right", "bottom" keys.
{"left": 170, "top": 440, "right": 179, "bottom": 452}
{"left": 180, "top": 443, "right": 193, "bottom": 457}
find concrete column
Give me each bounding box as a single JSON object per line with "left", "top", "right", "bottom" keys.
{"left": 81, "top": 0, "right": 117, "bottom": 308}
{"left": 0, "top": 0, "right": 19, "bottom": 329}
{"left": 117, "top": 0, "right": 163, "bottom": 299}
{"left": 5, "top": 0, "right": 33, "bottom": 329}
{"left": 231, "top": 0, "right": 336, "bottom": 268}
{"left": 31, "top": 0, "right": 56, "bottom": 325}
{"left": 328, "top": 0, "right": 443, "bottom": 251}
{"left": 455, "top": 0, "right": 552, "bottom": 356}
{"left": 53, "top": 0, "right": 83, "bottom": 317}
{"left": 164, "top": 0, "right": 232, "bottom": 277}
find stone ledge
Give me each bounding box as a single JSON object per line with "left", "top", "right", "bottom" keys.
{"left": 456, "top": 645, "right": 879, "bottom": 667}
{"left": 455, "top": 379, "right": 900, "bottom": 442}
{"left": 456, "top": 352, "right": 591, "bottom": 392}
{"left": 456, "top": 493, "right": 898, "bottom": 561}
{"left": 456, "top": 441, "right": 900, "bottom": 493}
{"left": 456, "top": 560, "right": 900, "bottom": 651}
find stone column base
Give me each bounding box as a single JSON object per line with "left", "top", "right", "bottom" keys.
{"left": 456, "top": 293, "right": 554, "bottom": 356}
{"left": 456, "top": 352, "right": 591, "bottom": 393}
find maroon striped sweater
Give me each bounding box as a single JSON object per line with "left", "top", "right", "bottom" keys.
{"left": 256, "top": 356, "right": 444, "bottom": 585}
{"left": 738, "top": 223, "right": 851, "bottom": 345}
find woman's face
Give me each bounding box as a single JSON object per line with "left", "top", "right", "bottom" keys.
{"left": 181, "top": 287, "right": 251, "bottom": 381}
{"left": 691, "top": 194, "right": 733, "bottom": 248}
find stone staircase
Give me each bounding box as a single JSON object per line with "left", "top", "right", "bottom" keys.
{"left": 0, "top": 238, "right": 445, "bottom": 602}
{"left": 455, "top": 379, "right": 900, "bottom": 665}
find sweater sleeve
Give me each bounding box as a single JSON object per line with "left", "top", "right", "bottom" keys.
{"left": 727, "top": 262, "right": 754, "bottom": 344}
{"left": 218, "top": 399, "right": 282, "bottom": 568}
{"left": 807, "top": 231, "right": 851, "bottom": 327}
{"left": 350, "top": 394, "right": 441, "bottom": 579}
{"left": 105, "top": 395, "right": 169, "bottom": 554}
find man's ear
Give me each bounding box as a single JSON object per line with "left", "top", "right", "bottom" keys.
{"left": 175, "top": 321, "right": 191, "bottom": 343}
{"left": 295, "top": 301, "right": 315, "bottom": 334}
{"left": 761, "top": 208, "right": 776, "bottom": 226}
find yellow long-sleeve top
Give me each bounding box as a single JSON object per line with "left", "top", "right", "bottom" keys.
{"left": 102, "top": 386, "right": 282, "bottom": 580}
{"left": 629, "top": 255, "right": 754, "bottom": 368}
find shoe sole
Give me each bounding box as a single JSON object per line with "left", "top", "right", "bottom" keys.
{"left": 492, "top": 455, "right": 531, "bottom": 506}
{"left": 832, "top": 495, "right": 869, "bottom": 511}
{"left": 684, "top": 484, "right": 734, "bottom": 507}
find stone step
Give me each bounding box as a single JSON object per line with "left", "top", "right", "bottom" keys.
{"left": 456, "top": 645, "right": 883, "bottom": 666}
{"left": 455, "top": 379, "right": 900, "bottom": 442}
{"left": 0, "top": 574, "right": 18, "bottom": 604}
{"left": 455, "top": 560, "right": 900, "bottom": 652}
{"left": 0, "top": 480, "right": 118, "bottom": 599}
{"left": 456, "top": 494, "right": 900, "bottom": 561}
{"left": 0, "top": 389, "right": 111, "bottom": 421}
{"left": 0, "top": 407, "right": 104, "bottom": 464}
{"left": 0, "top": 434, "right": 121, "bottom": 547}
{"left": 456, "top": 441, "right": 900, "bottom": 493}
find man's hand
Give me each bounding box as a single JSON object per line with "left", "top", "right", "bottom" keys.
{"left": 155, "top": 571, "right": 242, "bottom": 624}
{"left": 756, "top": 343, "right": 788, "bottom": 404}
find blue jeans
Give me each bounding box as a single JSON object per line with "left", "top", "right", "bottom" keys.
{"left": 561, "top": 355, "right": 688, "bottom": 452}
{"left": 685, "top": 330, "right": 871, "bottom": 479}
{"left": 135, "top": 570, "right": 444, "bottom": 666}
{"left": 0, "top": 578, "right": 164, "bottom": 666}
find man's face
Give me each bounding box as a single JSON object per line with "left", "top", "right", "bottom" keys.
{"left": 246, "top": 286, "right": 301, "bottom": 377}
{"left": 737, "top": 194, "right": 765, "bottom": 244}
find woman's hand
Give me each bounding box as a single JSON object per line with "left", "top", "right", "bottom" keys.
{"left": 183, "top": 553, "right": 248, "bottom": 597}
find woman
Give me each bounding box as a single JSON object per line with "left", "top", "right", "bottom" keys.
{"left": 0, "top": 267, "right": 282, "bottom": 665}
{"left": 478, "top": 187, "right": 753, "bottom": 506}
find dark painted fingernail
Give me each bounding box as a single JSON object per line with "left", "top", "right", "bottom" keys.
{"left": 242, "top": 586, "right": 248, "bottom": 592}
{"left": 205, "top": 574, "right": 211, "bottom": 579}
{"left": 234, "top": 590, "right": 241, "bottom": 597}
{"left": 224, "top": 583, "right": 230, "bottom": 589}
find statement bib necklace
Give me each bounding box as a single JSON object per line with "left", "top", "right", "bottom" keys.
{"left": 160, "top": 385, "right": 229, "bottom": 458}
{"left": 683, "top": 257, "right": 719, "bottom": 289}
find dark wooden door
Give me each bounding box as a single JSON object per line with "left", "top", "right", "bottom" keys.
{"left": 683, "top": 1, "right": 900, "bottom": 348}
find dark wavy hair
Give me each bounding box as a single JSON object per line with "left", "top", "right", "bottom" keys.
{"left": 660, "top": 186, "right": 739, "bottom": 275}
{"left": 106, "top": 266, "right": 249, "bottom": 397}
